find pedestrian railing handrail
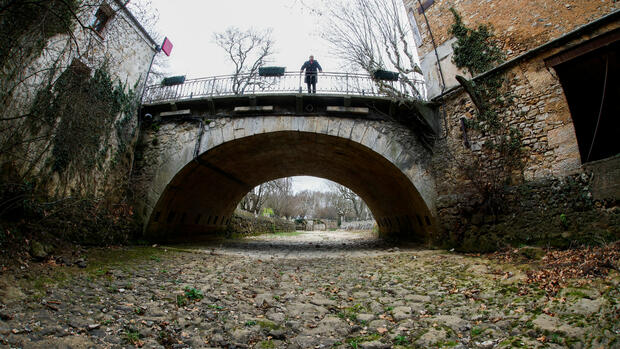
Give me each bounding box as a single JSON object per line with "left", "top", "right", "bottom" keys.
{"left": 142, "top": 71, "right": 426, "bottom": 104}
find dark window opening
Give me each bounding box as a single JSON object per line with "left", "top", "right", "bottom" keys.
{"left": 166, "top": 211, "right": 176, "bottom": 224}
{"left": 92, "top": 3, "right": 114, "bottom": 33}
{"left": 417, "top": 0, "right": 435, "bottom": 14}
{"left": 551, "top": 35, "right": 619, "bottom": 163}
{"left": 416, "top": 214, "right": 423, "bottom": 226}
{"left": 68, "top": 59, "right": 91, "bottom": 78}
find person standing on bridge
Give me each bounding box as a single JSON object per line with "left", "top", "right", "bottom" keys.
{"left": 300, "top": 55, "right": 322, "bottom": 93}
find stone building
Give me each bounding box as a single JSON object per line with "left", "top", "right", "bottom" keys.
{"left": 1, "top": 0, "right": 158, "bottom": 197}
{"left": 403, "top": 0, "right": 619, "bottom": 249}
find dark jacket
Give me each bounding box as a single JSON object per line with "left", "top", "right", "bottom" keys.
{"left": 301, "top": 60, "right": 322, "bottom": 74}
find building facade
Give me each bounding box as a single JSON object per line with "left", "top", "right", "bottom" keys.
{"left": 1, "top": 0, "right": 158, "bottom": 198}
{"left": 403, "top": 0, "right": 619, "bottom": 249}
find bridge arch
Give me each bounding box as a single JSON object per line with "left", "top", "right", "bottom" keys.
{"left": 136, "top": 115, "right": 438, "bottom": 240}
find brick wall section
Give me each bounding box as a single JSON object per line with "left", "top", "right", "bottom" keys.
{"left": 405, "top": 0, "right": 618, "bottom": 61}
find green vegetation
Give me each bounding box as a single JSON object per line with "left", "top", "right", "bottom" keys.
{"left": 183, "top": 286, "right": 204, "bottom": 301}
{"left": 260, "top": 340, "right": 276, "bottom": 348}
{"left": 449, "top": 8, "right": 503, "bottom": 76}
{"left": 393, "top": 335, "right": 410, "bottom": 345}
{"left": 123, "top": 328, "right": 142, "bottom": 345}
{"left": 41, "top": 65, "right": 139, "bottom": 173}
{"left": 347, "top": 334, "right": 381, "bottom": 348}
{"left": 338, "top": 303, "right": 365, "bottom": 321}
{"left": 257, "top": 320, "right": 280, "bottom": 330}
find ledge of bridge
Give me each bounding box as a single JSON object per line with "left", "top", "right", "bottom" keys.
{"left": 141, "top": 93, "right": 442, "bottom": 142}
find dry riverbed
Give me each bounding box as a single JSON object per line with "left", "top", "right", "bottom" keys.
{"left": 0, "top": 231, "right": 618, "bottom": 348}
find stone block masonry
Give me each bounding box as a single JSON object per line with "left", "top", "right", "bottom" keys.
{"left": 405, "top": 0, "right": 620, "bottom": 250}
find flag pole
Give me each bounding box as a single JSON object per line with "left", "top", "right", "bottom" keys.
{"left": 138, "top": 41, "right": 163, "bottom": 116}
{"left": 130, "top": 39, "right": 164, "bottom": 181}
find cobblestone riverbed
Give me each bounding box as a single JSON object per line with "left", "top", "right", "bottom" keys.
{"left": 0, "top": 231, "right": 617, "bottom": 348}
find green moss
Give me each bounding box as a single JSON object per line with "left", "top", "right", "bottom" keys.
{"left": 260, "top": 340, "right": 276, "bottom": 349}
{"left": 257, "top": 320, "right": 279, "bottom": 330}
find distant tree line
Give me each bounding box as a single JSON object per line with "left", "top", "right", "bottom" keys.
{"left": 238, "top": 178, "right": 372, "bottom": 222}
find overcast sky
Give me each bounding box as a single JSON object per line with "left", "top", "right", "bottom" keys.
{"left": 144, "top": 0, "right": 339, "bottom": 78}
{"left": 138, "top": 0, "right": 344, "bottom": 193}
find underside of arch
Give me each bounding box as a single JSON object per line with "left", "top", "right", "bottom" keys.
{"left": 146, "top": 131, "right": 436, "bottom": 241}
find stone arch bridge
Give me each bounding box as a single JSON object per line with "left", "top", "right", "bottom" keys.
{"left": 134, "top": 73, "right": 441, "bottom": 241}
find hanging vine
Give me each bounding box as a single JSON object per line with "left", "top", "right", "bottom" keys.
{"left": 448, "top": 8, "right": 524, "bottom": 216}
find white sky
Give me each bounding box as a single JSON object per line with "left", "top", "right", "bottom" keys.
{"left": 137, "top": 0, "right": 416, "bottom": 193}
{"left": 140, "top": 0, "right": 343, "bottom": 192}
{"left": 146, "top": 0, "right": 339, "bottom": 78}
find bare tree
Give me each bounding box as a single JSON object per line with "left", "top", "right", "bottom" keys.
{"left": 213, "top": 27, "right": 275, "bottom": 95}
{"left": 318, "top": 0, "right": 423, "bottom": 99}
{"left": 126, "top": 0, "right": 170, "bottom": 85}
{"left": 327, "top": 182, "right": 371, "bottom": 221}
{"left": 239, "top": 183, "right": 266, "bottom": 215}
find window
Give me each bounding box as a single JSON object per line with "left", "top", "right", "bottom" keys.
{"left": 92, "top": 3, "right": 114, "bottom": 33}
{"left": 407, "top": 8, "right": 423, "bottom": 47}
{"left": 548, "top": 30, "right": 619, "bottom": 163}
{"left": 417, "top": 0, "right": 435, "bottom": 14}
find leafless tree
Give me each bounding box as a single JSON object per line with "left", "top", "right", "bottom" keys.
{"left": 239, "top": 178, "right": 292, "bottom": 216}
{"left": 126, "top": 0, "right": 170, "bottom": 85}
{"left": 213, "top": 26, "right": 275, "bottom": 95}
{"left": 318, "top": 0, "right": 423, "bottom": 99}
{"left": 327, "top": 182, "right": 371, "bottom": 221}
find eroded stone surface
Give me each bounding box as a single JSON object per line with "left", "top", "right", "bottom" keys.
{"left": 0, "top": 231, "right": 617, "bottom": 348}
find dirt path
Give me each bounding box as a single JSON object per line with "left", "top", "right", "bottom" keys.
{"left": 0, "top": 231, "right": 617, "bottom": 348}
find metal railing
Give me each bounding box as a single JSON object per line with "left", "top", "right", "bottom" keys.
{"left": 142, "top": 71, "right": 426, "bottom": 104}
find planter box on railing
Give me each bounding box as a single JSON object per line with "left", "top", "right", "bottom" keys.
{"left": 373, "top": 70, "right": 399, "bottom": 81}
{"left": 161, "top": 75, "right": 186, "bottom": 86}
{"left": 259, "top": 66, "right": 285, "bottom": 77}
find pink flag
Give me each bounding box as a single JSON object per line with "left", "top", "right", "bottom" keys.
{"left": 161, "top": 37, "right": 173, "bottom": 56}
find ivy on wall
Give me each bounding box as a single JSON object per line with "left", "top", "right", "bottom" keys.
{"left": 448, "top": 8, "right": 524, "bottom": 214}
{"left": 449, "top": 8, "right": 504, "bottom": 76}
{"left": 29, "top": 63, "right": 138, "bottom": 174}
{"left": 0, "top": 0, "right": 79, "bottom": 106}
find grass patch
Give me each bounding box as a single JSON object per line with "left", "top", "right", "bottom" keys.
{"left": 347, "top": 333, "right": 381, "bottom": 348}
{"left": 338, "top": 303, "right": 365, "bottom": 321}
{"left": 84, "top": 246, "right": 166, "bottom": 275}
{"left": 123, "top": 328, "right": 142, "bottom": 346}
{"left": 260, "top": 340, "right": 276, "bottom": 348}
{"left": 393, "top": 335, "right": 410, "bottom": 345}
{"left": 471, "top": 326, "right": 483, "bottom": 336}
{"left": 257, "top": 320, "right": 279, "bottom": 330}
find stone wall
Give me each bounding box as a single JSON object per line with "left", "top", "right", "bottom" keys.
{"left": 422, "top": 10, "right": 620, "bottom": 249}
{"left": 340, "top": 220, "right": 376, "bottom": 231}
{"left": 226, "top": 212, "right": 296, "bottom": 237}
{"left": 1, "top": 1, "right": 156, "bottom": 198}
